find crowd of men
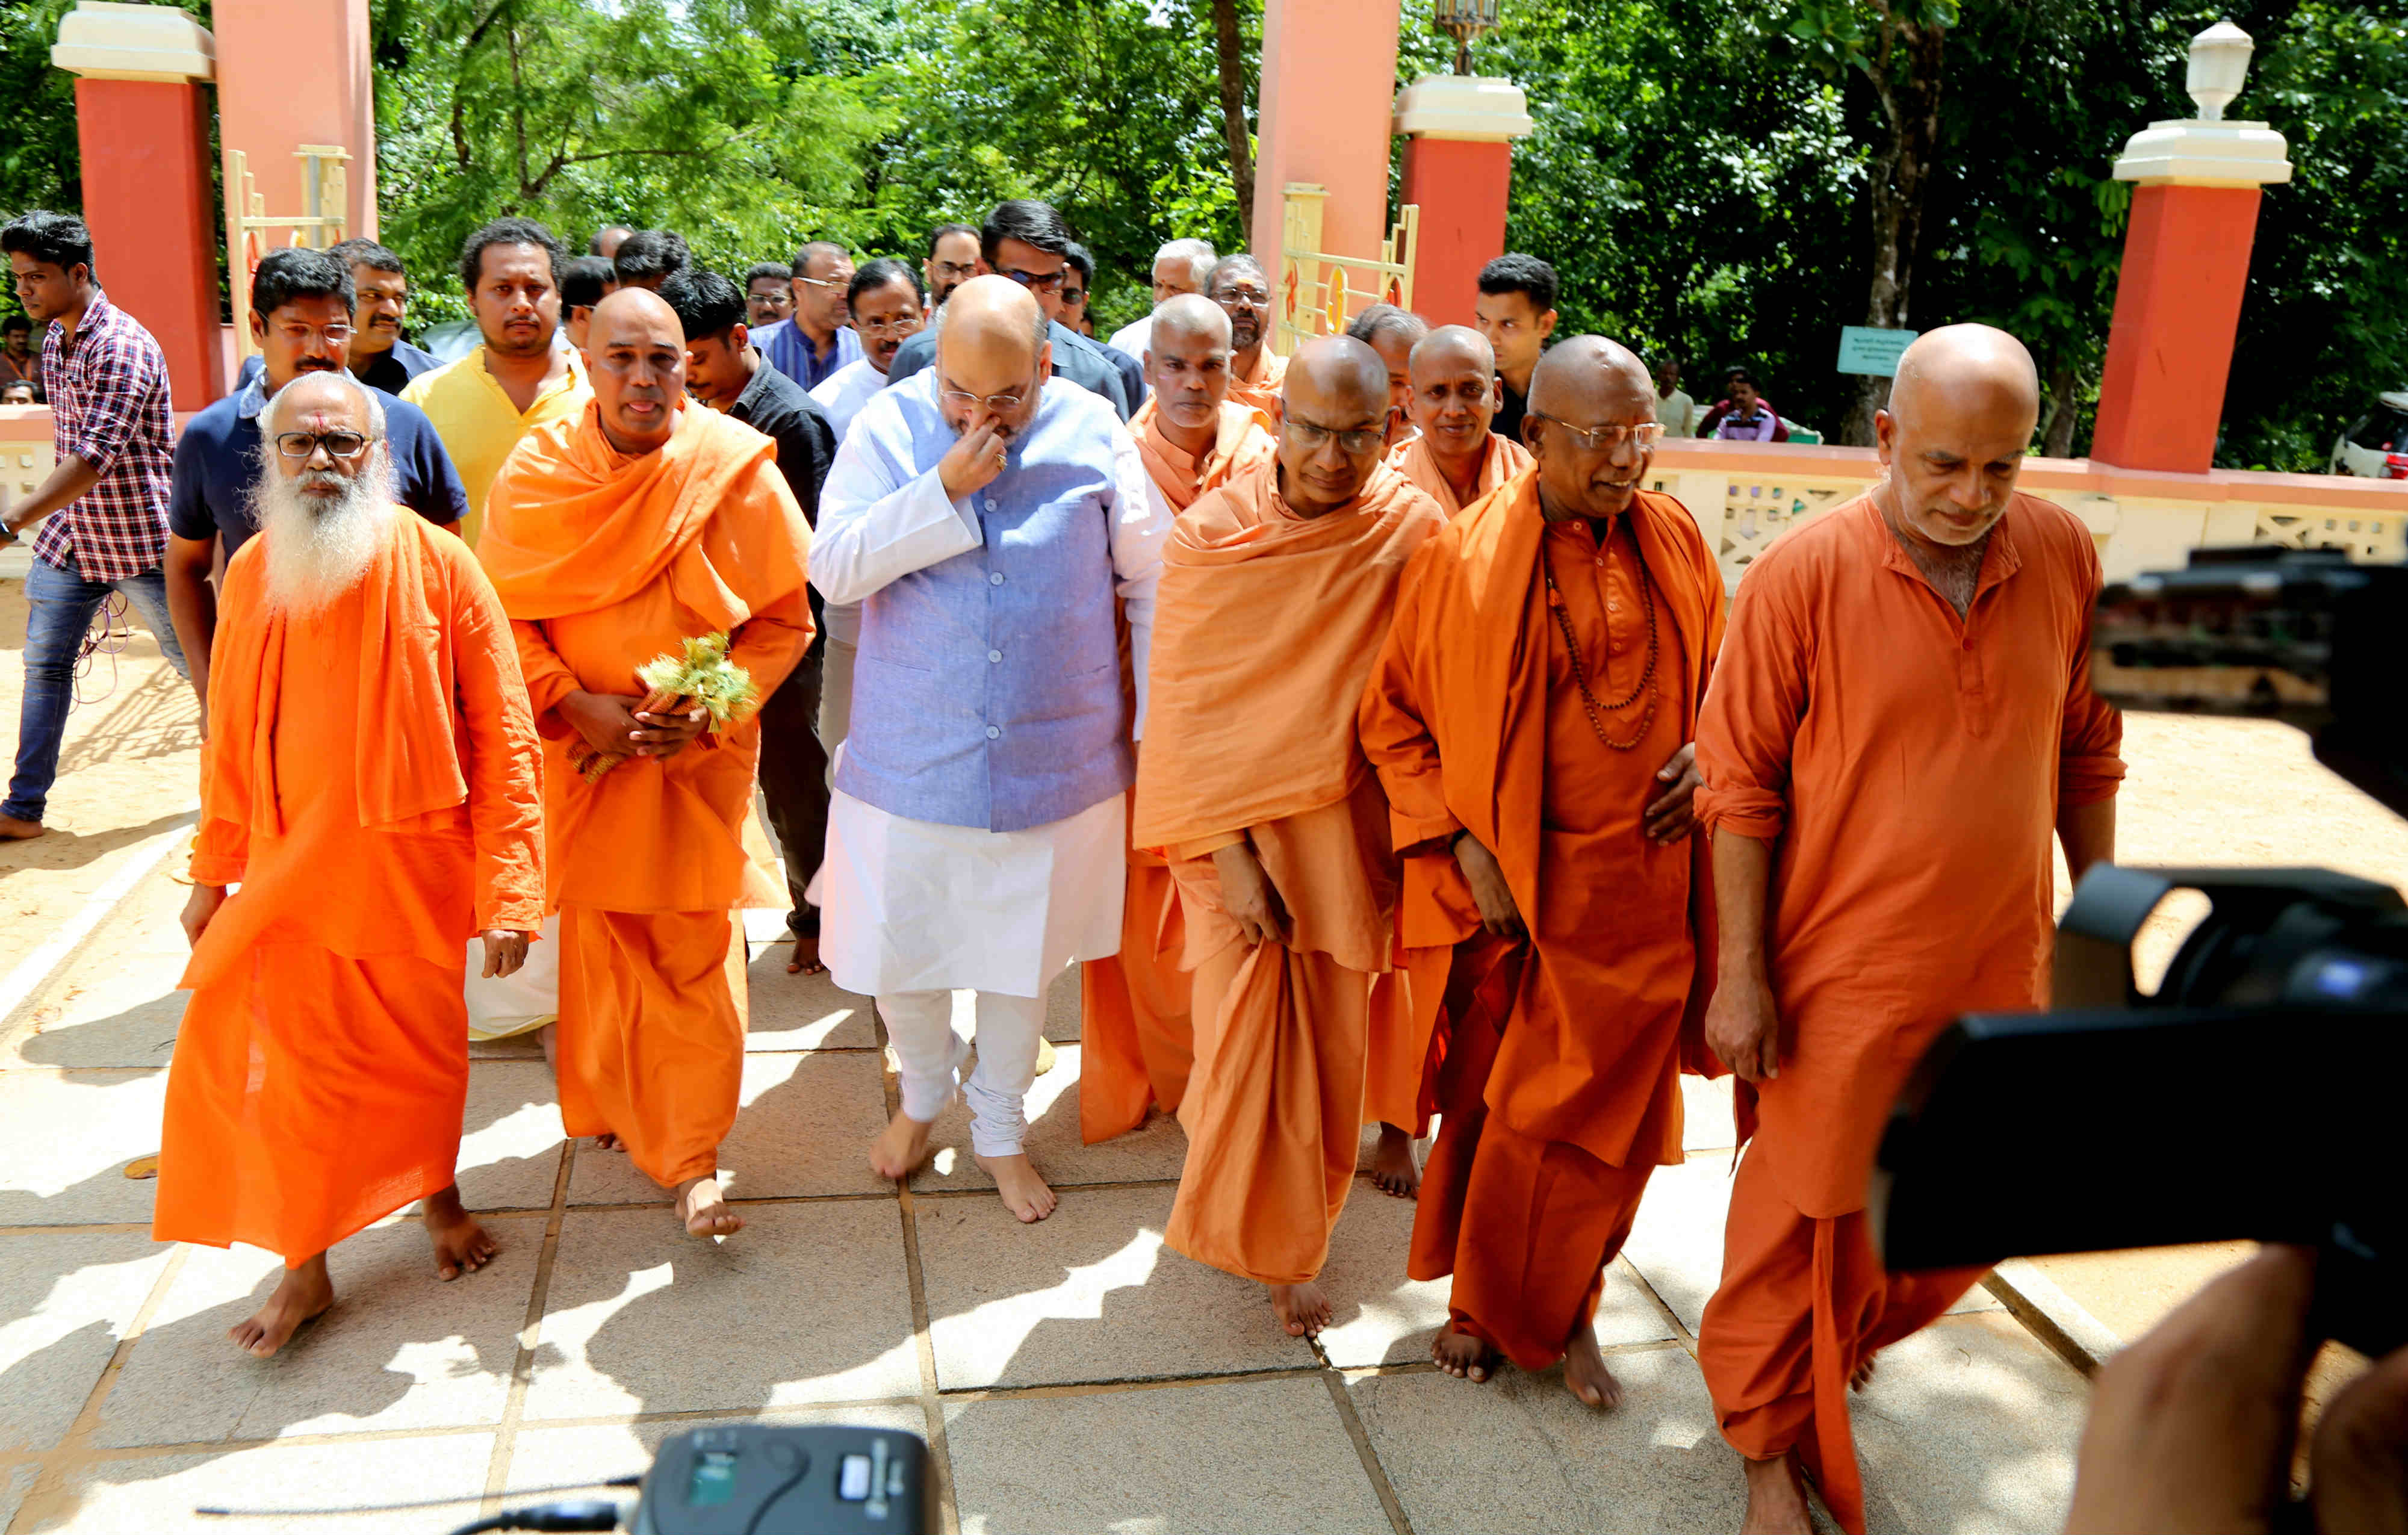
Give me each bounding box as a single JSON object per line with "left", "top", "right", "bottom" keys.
{"left": 2, "top": 197, "right": 2123, "bottom": 1535}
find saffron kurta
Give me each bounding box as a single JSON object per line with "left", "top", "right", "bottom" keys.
{"left": 1135, "top": 461, "right": 1443, "bottom": 1284}
{"left": 1224, "top": 348, "right": 1289, "bottom": 417}
{"left": 1692, "top": 489, "right": 2124, "bottom": 1534}
{"left": 1360, "top": 477, "right": 1725, "bottom": 1365}
{"left": 1384, "top": 432, "right": 1534, "bottom": 519}
{"left": 480, "top": 403, "right": 814, "bottom": 1189}
{"left": 157, "top": 507, "right": 545, "bottom": 1265}
{"left": 1081, "top": 398, "right": 1276, "bottom": 1144}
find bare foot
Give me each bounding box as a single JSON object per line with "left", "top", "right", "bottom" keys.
{"left": 537, "top": 1022, "right": 558, "bottom": 1071}
{"left": 1851, "top": 1350, "right": 1877, "bottom": 1391}
{"left": 421, "top": 1185, "right": 497, "bottom": 1280}
{"left": 1370, "top": 1123, "right": 1420, "bottom": 1198}
{"left": 229, "top": 1254, "right": 334, "bottom": 1357}
{"left": 592, "top": 1132, "right": 624, "bottom": 1153}
{"left": 1431, "top": 1319, "right": 1495, "bottom": 1380}
{"left": 869, "top": 1109, "right": 937, "bottom": 1182}
{"left": 1563, "top": 1321, "right": 1624, "bottom": 1409}
{"left": 1033, "top": 1036, "right": 1057, "bottom": 1076}
{"left": 978, "top": 1152, "right": 1057, "bottom": 1223}
{"left": 0, "top": 814, "right": 43, "bottom": 842}
{"left": 1269, "top": 1280, "right": 1332, "bottom": 1338}
{"left": 675, "top": 1176, "right": 744, "bottom": 1238}
{"left": 786, "top": 932, "right": 825, "bottom": 976}
{"left": 1740, "top": 1451, "right": 1814, "bottom": 1535}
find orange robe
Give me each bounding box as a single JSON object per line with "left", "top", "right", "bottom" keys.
{"left": 1360, "top": 477, "right": 1726, "bottom": 1366}
{"left": 1224, "top": 347, "right": 1289, "bottom": 417}
{"left": 480, "top": 403, "right": 814, "bottom": 1189}
{"left": 157, "top": 508, "right": 545, "bottom": 1265}
{"left": 1692, "top": 491, "right": 2124, "bottom": 1533}
{"left": 1081, "top": 398, "right": 1277, "bottom": 1144}
{"left": 1135, "top": 461, "right": 1443, "bottom": 1283}
{"left": 1384, "top": 432, "right": 1534, "bottom": 519}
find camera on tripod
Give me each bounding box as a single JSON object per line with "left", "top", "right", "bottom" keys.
{"left": 1869, "top": 545, "right": 2405, "bottom": 1359}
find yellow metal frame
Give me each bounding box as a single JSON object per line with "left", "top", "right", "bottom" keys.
{"left": 229, "top": 145, "right": 352, "bottom": 364}
{"left": 1273, "top": 184, "right": 1419, "bottom": 356}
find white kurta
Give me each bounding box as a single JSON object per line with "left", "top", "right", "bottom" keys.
{"left": 809, "top": 356, "right": 889, "bottom": 445}
{"left": 808, "top": 381, "right": 1172, "bottom": 999}
{"left": 1106, "top": 314, "right": 1152, "bottom": 365}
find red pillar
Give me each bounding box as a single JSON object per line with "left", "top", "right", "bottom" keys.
{"left": 1392, "top": 75, "right": 1533, "bottom": 329}
{"left": 51, "top": 2, "right": 223, "bottom": 408}
{"left": 70, "top": 78, "right": 223, "bottom": 408}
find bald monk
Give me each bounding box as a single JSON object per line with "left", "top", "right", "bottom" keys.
{"left": 1080, "top": 295, "right": 1276, "bottom": 1144}
{"left": 1386, "top": 326, "right": 1534, "bottom": 518}
{"left": 1693, "top": 324, "right": 2123, "bottom": 1534}
{"left": 159, "top": 370, "right": 544, "bottom": 1356}
{"left": 1135, "top": 336, "right": 1444, "bottom": 1336}
{"left": 1345, "top": 304, "right": 1430, "bottom": 451}
{"left": 480, "top": 288, "right": 815, "bottom": 1239}
{"left": 1206, "top": 255, "right": 1287, "bottom": 415}
{"left": 1361, "top": 338, "right": 1720, "bottom": 1403}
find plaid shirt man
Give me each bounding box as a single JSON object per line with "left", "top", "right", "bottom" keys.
{"left": 33, "top": 290, "right": 173, "bottom": 583}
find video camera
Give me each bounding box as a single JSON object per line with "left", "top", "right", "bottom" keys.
{"left": 1869, "top": 546, "right": 2406, "bottom": 1359}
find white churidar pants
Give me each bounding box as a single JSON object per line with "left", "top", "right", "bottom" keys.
{"left": 878, "top": 988, "right": 1048, "bottom": 1156}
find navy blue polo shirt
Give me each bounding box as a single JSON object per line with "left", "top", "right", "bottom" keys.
{"left": 169, "top": 370, "right": 470, "bottom": 559}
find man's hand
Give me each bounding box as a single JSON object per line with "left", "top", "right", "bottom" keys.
{"left": 1644, "top": 742, "right": 1702, "bottom": 843}
{"left": 480, "top": 929, "right": 532, "bottom": 979}
{"left": 180, "top": 883, "right": 228, "bottom": 949}
{"left": 939, "top": 423, "right": 1011, "bottom": 502}
{"left": 1453, "top": 832, "right": 1524, "bottom": 940}
{"left": 1211, "top": 840, "right": 1291, "bottom": 948}
{"left": 559, "top": 690, "right": 644, "bottom": 758}
{"left": 628, "top": 700, "right": 709, "bottom": 760}
{"left": 1704, "top": 964, "right": 1780, "bottom": 1082}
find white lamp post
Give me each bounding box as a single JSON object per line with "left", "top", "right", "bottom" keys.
{"left": 2111, "top": 17, "right": 2289, "bottom": 187}
{"left": 2185, "top": 20, "right": 2256, "bottom": 122}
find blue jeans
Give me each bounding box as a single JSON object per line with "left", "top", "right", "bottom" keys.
{"left": 5, "top": 551, "right": 191, "bottom": 823}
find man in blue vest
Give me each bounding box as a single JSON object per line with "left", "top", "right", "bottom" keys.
{"left": 812, "top": 276, "right": 1170, "bottom": 1224}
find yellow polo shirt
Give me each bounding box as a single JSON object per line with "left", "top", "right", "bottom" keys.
{"left": 402, "top": 344, "right": 592, "bottom": 545}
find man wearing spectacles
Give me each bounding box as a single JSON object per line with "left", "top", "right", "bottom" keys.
{"left": 1361, "top": 336, "right": 1725, "bottom": 1414}
{"left": 166, "top": 247, "right": 468, "bottom": 715}
{"left": 813, "top": 276, "right": 1170, "bottom": 1227}
{"left": 756, "top": 241, "right": 864, "bottom": 392}
{"left": 743, "top": 261, "right": 796, "bottom": 329}
{"left": 1206, "top": 254, "right": 1285, "bottom": 416}
{"left": 1134, "top": 336, "right": 1445, "bottom": 1341}
{"left": 885, "top": 200, "right": 1138, "bottom": 420}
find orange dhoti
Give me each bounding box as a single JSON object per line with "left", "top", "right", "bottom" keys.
{"left": 161, "top": 946, "right": 471, "bottom": 1265}
{"left": 1078, "top": 831, "right": 1193, "bottom": 1143}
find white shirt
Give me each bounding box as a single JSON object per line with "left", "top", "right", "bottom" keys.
{"left": 1106, "top": 313, "right": 1152, "bottom": 365}
{"left": 809, "top": 357, "right": 889, "bottom": 445}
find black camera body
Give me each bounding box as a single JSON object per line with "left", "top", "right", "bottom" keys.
{"left": 1869, "top": 547, "right": 2406, "bottom": 1358}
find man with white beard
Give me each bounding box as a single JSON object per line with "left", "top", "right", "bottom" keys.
{"left": 155, "top": 370, "right": 546, "bottom": 1357}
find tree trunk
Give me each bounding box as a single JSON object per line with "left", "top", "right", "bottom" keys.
{"left": 1839, "top": 15, "right": 1946, "bottom": 448}
{"left": 2043, "top": 358, "right": 2081, "bottom": 458}
{"left": 1209, "top": 0, "right": 1256, "bottom": 245}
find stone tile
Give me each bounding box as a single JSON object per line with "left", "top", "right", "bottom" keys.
{"left": 467, "top": 1029, "right": 548, "bottom": 1061}
{"left": 1620, "top": 1150, "right": 1997, "bottom": 1336}
{"left": 745, "top": 954, "right": 877, "bottom": 1050}
{"left": 29, "top": 1431, "right": 495, "bottom": 1534}
{"left": 1683, "top": 1073, "right": 1737, "bottom": 1151}
{"left": 908, "top": 1043, "right": 1188, "bottom": 1194}
{"left": 523, "top": 1202, "right": 919, "bottom": 1419}
{"left": 1043, "top": 964, "right": 1081, "bottom": 1041}
{"left": 566, "top": 1050, "right": 890, "bottom": 1206}
{"left": 504, "top": 1401, "right": 926, "bottom": 1497}
{"left": 446, "top": 1061, "right": 566, "bottom": 1214}
{"left": 1347, "top": 1343, "right": 1745, "bottom": 1534}
{"left": 0, "top": 1071, "right": 166, "bottom": 1226}
{"left": 1314, "top": 1189, "right": 1676, "bottom": 1369}
{"left": 93, "top": 1216, "right": 541, "bottom": 1447}
{"left": 916, "top": 1183, "right": 1315, "bottom": 1390}
{"left": 1855, "top": 1313, "right": 2087, "bottom": 1535}
{"left": 3, "top": 1462, "right": 34, "bottom": 1531}
{"left": 4, "top": 963, "right": 184, "bottom": 1070}
{"left": 0, "top": 1231, "right": 173, "bottom": 1453}
{"left": 945, "top": 1376, "right": 1390, "bottom": 1535}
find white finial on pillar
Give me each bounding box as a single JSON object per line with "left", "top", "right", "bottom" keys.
{"left": 2186, "top": 20, "right": 2255, "bottom": 122}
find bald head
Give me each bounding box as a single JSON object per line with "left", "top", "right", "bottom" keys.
{"left": 1407, "top": 326, "right": 1503, "bottom": 465}
{"left": 1409, "top": 325, "right": 1494, "bottom": 385}
{"left": 1525, "top": 336, "right": 1659, "bottom": 523}
{"left": 1277, "top": 337, "right": 1389, "bottom": 518}
{"left": 1877, "top": 323, "right": 2040, "bottom": 551}
{"left": 1285, "top": 335, "right": 1389, "bottom": 416}
{"left": 935, "top": 275, "right": 1051, "bottom": 439}
{"left": 1150, "top": 292, "right": 1230, "bottom": 350}
{"left": 1888, "top": 323, "right": 2041, "bottom": 434}
{"left": 1146, "top": 294, "right": 1237, "bottom": 435}
{"left": 586, "top": 287, "right": 686, "bottom": 454}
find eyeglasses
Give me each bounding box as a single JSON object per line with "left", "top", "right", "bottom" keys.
{"left": 858, "top": 315, "right": 925, "bottom": 336}
{"left": 940, "top": 388, "right": 1028, "bottom": 413}
{"left": 1527, "top": 414, "right": 1665, "bottom": 453}
{"left": 273, "top": 430, "right": 376, "bottom": 459}
{"left": 1282, "top": 418, "right": 1385, "bottom": 456}
{"left": 1060, "top": 287, "right": 1085, "bottom": 305}
{"left": 999, "top": 267, "right": 1066, "bottom": 294}
{"left": 931, "top": 260, "right": 977, "bottom": 280}
{"left": 1215, "top": 288, "right": 1271, "bottom": 309}
{"left": 794, "top": 274, "right": 851, "bottom": 291}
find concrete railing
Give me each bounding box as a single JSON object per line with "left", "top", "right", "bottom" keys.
{"left": 1647, "top": 438, "right": 2408, "bottom": 594}
{"left": 0, "top": 406, "right": 53, "bottom": 513}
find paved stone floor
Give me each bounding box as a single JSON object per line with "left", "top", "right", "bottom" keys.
{"left": 0, "top": 860, "right": 2091, "bottom": 1535}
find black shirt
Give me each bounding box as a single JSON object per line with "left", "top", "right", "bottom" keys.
{"left": 728, "top": 356, "right": 837, "bottom": 651}
{"left": 1495, "top": 377, "right": 1529, "bottom": 447}
{"left": 887, "top": 318, "right": 1134, "bottom": 421}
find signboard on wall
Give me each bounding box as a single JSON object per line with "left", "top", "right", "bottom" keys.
{"left": 1835, "top": 326, "right": 1919, "bottom": 377}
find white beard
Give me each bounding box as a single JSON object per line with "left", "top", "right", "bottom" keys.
{"left": 254, "top": 447, "right": 396, "bottom": 615}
